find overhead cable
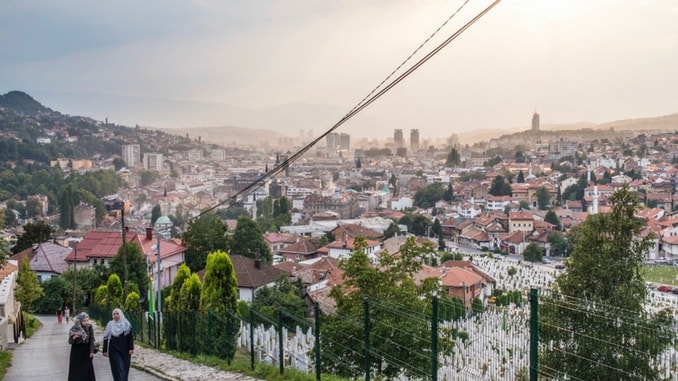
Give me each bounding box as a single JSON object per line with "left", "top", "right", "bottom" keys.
{"left": 189, "top": 0, "right": 503, "bottom": 223}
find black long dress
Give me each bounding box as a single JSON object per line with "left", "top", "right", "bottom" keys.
{"left": 68, "top": 324, "right": 96, "bottom": 381}
{"left": 103, "top": 328, "right": 134, "bottom": 381}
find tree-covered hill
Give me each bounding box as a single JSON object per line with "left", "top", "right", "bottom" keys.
{"left": 0, "top": 90, "right": 54, "bottom": 116}
{"left": 0, "top": 91, "right": 141, "bottom": 163}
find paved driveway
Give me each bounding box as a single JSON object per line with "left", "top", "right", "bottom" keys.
{"left": 4, "top": 314, "right": 161, "bottom": 381}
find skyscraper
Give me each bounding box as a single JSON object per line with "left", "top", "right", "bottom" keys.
{"left": 410, "top": 129, "right": 420, "bottom": 153}
{"left": 339, "top": 133, "right": 351, "bottom": 151}
{"left": 394, "top": 129, "right": 404, "bottom": 148}
{"left": 326, "top": 132, "right": 338, "bottom": 152}
{"left": 532, "top": 112, "right": 540, "bottom": 132}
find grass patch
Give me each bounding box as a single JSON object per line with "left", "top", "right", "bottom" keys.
{"left": 166, "top": 349, "right": 349, "bottom": 381}
{"left": 642, "top": 265, "right": 678, "bottom": 286}
{"left": 0, "top": 351, "right": 11, "bottom": 379}
{"left": 23, "top": 313, "right": 42, "bottom": 338}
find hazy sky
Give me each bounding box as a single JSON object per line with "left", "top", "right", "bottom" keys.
{"left": 2, "top": 0, "right": 677, "bottom": 138}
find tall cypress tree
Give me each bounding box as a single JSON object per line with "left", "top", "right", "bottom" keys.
{"left": 199, "top": 250, "right": 238, "bottom": 362}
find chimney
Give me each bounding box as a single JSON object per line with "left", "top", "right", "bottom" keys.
{"left": 146, "top": 227, "right": 153, "bottom": 240}
{"left": 255, "top": 259, "right": 261, "bottom": 269}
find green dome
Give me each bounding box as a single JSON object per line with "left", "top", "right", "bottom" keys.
{"left": 155, "top": 216, "right": 172, "bottom": 226}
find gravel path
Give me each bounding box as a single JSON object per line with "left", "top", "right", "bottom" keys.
{"left": 93, "top": 323, "right": 263, "bottom": 381}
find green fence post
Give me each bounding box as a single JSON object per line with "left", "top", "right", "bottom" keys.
{"left": 278, "top": 308, "right": 284, "bottom": 375}
{"left": 431, "top": 295, "right": 438, "bottom": 381}
{"left": 250, "top": 308, "right": 255, "bottom": 370}
{"left": 529, "top": 288, "right": 539, "bottom": 381}
{"left": 315, "top": 302, "right": 321, "bottom": 381}
{"left": 364, "top": 297, "right": 370, "bottom": 381}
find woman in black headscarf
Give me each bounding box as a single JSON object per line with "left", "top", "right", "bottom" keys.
{"left": 102, "top": 308, "right": 134, "bottom": 381}
{"left": 68, "top": 312, "right": 97, "bottom": 381}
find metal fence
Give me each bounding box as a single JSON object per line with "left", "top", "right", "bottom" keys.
{"left": 89, "top": 288, "right": 677, "bottom": 381}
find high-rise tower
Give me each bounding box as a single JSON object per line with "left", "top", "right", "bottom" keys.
{"left": 121, "top": 144, "right": 141, "bottom": 168}
{"left": 410, "top": 129, "right": 420, "bottom": 153}
{"left": 394, "top": 129, "right": 404, "bottom": 148}
{"left": 531, "top": 112, "right": 540, "bottom": 132}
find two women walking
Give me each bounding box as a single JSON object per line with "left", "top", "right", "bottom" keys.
{"left": 67, "top": 309, "right": 134, "bottom": 381}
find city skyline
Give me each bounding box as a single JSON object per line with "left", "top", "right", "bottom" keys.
{"left": 1, "top": 0, "right": 677, "bottom": 139}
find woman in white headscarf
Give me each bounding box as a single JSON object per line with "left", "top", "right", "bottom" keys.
{"left": 102, "top": 308, "right": 134, "bottom": 381}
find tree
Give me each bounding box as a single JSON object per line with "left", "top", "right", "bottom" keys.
{"left": 536, "top": 186, "right": 551, "bottom": 210}
{"left": 540, "top": 186, "right": 675, "bottom": 380}
{"left": 34, "top": 276, "right": 69, "bottom": 313}
{"left": 112, "top": 158, "right": 125, "bottom": 171}
{"left": 383, "top": 221, "right": 401, "bottom": 239}
{"left": 0, "top": 218, "right": 9, "bottom": 268}
{"left": 61, "top": 266, "right": 109, "bottom": 310}
{"left": 519, "top": 200, "right": 530, "bottom": 210}
{"left": 322, "top": 237, "right": 444, "bottom": 379}
{"left": 547, "top": 231, "right": 568, "bottom": 256}
{"left": 139, "top": 170, "right": 159, "bottom": 187}
{"left": 517, "top": 170, "right": 525, "bottom": 183}
{"left": 16, "top": 258, "right": 44, "bottom": 312}
{"left": 150, "top": 205, "right": 162, "bottom": 226}
{"left": 167, "top": 264, "right": 191, "bottom": 312}
{"left": 413, "top": 183, "right": 446, "bottom": 208}
{"left": 25, "top": 196, "right": 43, "bottom": 217}
{"left": 12, "top": 220, "right": 55, "bottom": 254}
{"left": 445, "top": 148, "right": 461, "bottom": 167}
{"left": 229, "top": 215, "right": 271, "bottom": 263}
{"left": 59, "top": 184, "right": 75, "bottom": 229}
{"left": 180, "top": 212, "right": 229, "bottom": 272}
{"left": 109, "top": 242, "right": 148, "bottom": 303}
{"left": 411, "top": 214, "right": 432, "bottom": 237}
{"left": 199, "top": 250, "right": 238, "bottom": 362}
{"left": 124, "top": 291, "right": 141, "bottom": 312}
{"left": 251, "top": 276, "right": 305, "bottom": 327}
{"left": 104, "top": 273, "right": 124, "bottom": 309}
{"left": 177, "top": 273, "right": 201, "bottom": 352}
{"left": 522, "top": 242, "right": 542, "bottom": 262}
{"left": 489, "top": 175, "right": 512, "bottom": 197}
{"left": 544, "top": 210, "right": 561, "bottom": 230}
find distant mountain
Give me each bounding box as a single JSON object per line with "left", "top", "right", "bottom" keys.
{"left": 28, "top": 90, "right": 384, "bottom": 139}
{"left": 457, "top": 114, "right": 678, "bottom": 144}
{"left": 156, "top": 125, "right": 287, "bottom": 148}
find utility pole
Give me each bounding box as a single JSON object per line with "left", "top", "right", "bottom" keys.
{"left": 71, "top": 241, "right": 77, "bottom": 314}
{"left": 156, "top": 233, "right": 162, "bottom": 315}
{"left": 121, "top": 203, "right": 129, "bottom": 297}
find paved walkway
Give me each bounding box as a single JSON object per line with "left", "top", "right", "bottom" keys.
{"left": 5, "top": 314, "right": 161, "bottom": 381}
{"left": 5, "top": 314, "right": 262, "bottom": 381}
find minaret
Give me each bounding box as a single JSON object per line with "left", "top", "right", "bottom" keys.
{"left": 592, "top": 186, "right": 599, "bottom": 215}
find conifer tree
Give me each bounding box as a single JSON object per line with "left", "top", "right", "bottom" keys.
{"left": 199, "top": 250, "right": 238, "bottom": 362}
{"left": 540, "top": 186, "right": 675, "bottom": 380}
{"left": 16, "top": 258, "right": 44, "bottom": 312}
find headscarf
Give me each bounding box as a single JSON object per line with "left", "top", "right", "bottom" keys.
{"left": 103, "top": 308, "right": 132, "bottom": 339}
{"left": 69, "top": 312, "right": 89, "bottom": 341}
